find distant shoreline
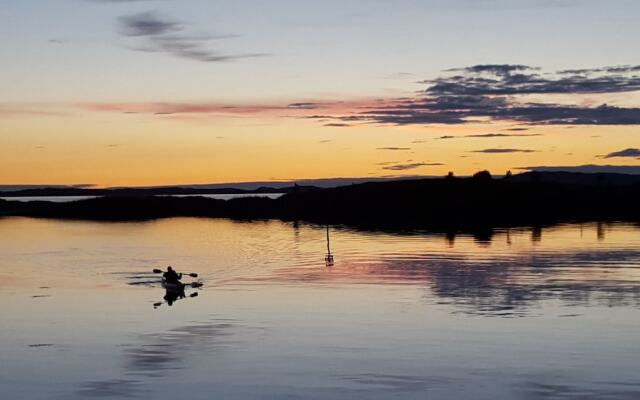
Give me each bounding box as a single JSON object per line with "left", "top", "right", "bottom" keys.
{"left": 0, "top": 193, "right": 283, "bottom": 203}
{"left": 1, "top": 172, "right": 638, "bottom": 232}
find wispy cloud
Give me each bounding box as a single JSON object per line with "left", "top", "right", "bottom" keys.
{"left": 79, "top": 99, "right": 366, "bottom": 118}
{"left": 287, "top": 102, "right": 320, "bottom": 109}
{"left": 437, "top": 133, "right": 543, "bottom": 139}
{"left": 324, "top": 123, "right": 351, "bottom": 127}
{"left": 119, "top": 12, "right": 180, "bottom": 36}
{"left": 376, "top": 147, "right": 411, "bottom": 151}
{"left": 82, "top": 102, "right": 285, "bottom": 115}
{"left": 117, "top": 11, "right": 267, "bottom": 63}
{"left": 381, "top": 162, "right": 443, "bottom": 171}
{"left": 603, "top": 148, "right": 640, "bottom": 159}
{"left": 472, "top": 148, "right": 537, "bottom": 153}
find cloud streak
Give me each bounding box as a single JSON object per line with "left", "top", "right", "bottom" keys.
{"left": 603, "top": 148, "right": 640, "bottom": 159}
{"left": 381, "top": 162, "right": 443, "bottom": 171}
{"left": 117, "top": 11, "right": 266, "bottom": 63}
{"left": 437, "top": 133, "right": 543, "bottom": 139}
{"left": 472, "top": 148, "right": 537, "bottom": 154}
{"left": 119, "top": 12, "right": 180, "bottom": 37}
{"left": 82, "top": 102, "right": 286, "bottom": 115}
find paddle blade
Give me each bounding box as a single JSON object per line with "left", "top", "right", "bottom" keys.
{"left": 152, "top": 269, "right": 162, "bottom": 274}
{"left": 190, "top": 282, "right": 204, "bottom": 288}
{"left": 187, "top": 273, "right": 198, "bottom": 278}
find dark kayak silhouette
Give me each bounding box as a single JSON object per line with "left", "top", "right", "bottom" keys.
{"left": 152, "top": 267, "right": 203, "bottom": 308}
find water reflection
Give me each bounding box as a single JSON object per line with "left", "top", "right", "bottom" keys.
{"left": 154, "top": 290, "right": 199, "bottom": 308}
{"left": 79, "top": 320, "right": 238, "bottom": 397}
{"left": 264, "top": 223, "right": 640, "bottom": 317}
{"left": 1, "top": 218, "right": 639, "bottom": 400}
{"left": 325, "top": 225, "right": 334, "bottom": 267}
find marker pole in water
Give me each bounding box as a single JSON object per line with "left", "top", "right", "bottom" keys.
{"left": 325, "top": 224, "right": 334, "bottom": 266}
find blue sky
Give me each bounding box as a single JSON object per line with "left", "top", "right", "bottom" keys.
{"left": 4, "top": 0, "right": 639, "bottom": 102}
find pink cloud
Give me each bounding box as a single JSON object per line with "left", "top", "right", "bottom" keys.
{"left": 78, "top": 99, "right": 388, "bottom": 122}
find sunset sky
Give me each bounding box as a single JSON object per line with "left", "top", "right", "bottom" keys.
{"left": 2, "top": 0, "right": 639, "bottom": 187}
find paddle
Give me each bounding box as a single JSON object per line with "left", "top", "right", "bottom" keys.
{"left": 152, "top": 268, "right": 198, "bottom": 278}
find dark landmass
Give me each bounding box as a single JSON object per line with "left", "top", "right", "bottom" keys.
{"left": 0, "top": 175, "right": 436, "bottom": 195}
{"left": 0, "top": 185, "right": 314, "bottom": 198}
{"left": 1, "top": 171, "right": 638, "bottom": 232}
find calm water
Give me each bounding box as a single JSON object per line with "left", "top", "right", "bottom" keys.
{"left": 1, "top": 217, "right": 639, "bottom": 399}
{"left": 0, "top": 193, "right": 283, "bottom": 203}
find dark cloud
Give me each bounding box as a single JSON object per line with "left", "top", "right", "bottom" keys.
{"left": 559, "top": 65, "right": 640, "bottom": 75}
{"left": 118, "top": 12, "right": 180, "bottom": 36}
{"left": 466, "top": 133, "right": 542, "bottom": 138}
{"left": 376, "top": 147, "right": 411, "bottom": 151}
{"left": 517, "top": 164, "right": 640, "bottom": 174}
{"left": 342, "top": 98, "right": 640, "bottom": 126}
{"left": 603, "top": 148, "right": 640, "bottom": 159}
{"left": 466, "top": 133, "right": 509, "bottom": 138}
{"left": 437, "top": 133, "right": 543, "bottom": 139}
{"left": 324, "top": 123, "right": 350, "bottom": 127}
{"left": 382, "top": 162, "right": 443, "bottom": 171}
{"left": 287, "top": 102, "right": 319, "bottom": 109}
{"left": 472, "top": 148, "right": 536, "bottom": 153}
{"left": 445, "top": 64, "right": 537, "bottom": 76}
{"left": 315, "top": 65, "right": 640, "bottom": 126}
{"left": 117, "top": 11, "right": 266, "bottom": 63}
{"left": 424, "top": 64, "right": 640, "bottom": 95}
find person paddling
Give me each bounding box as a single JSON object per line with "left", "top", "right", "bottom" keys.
{"left": 163, "top": 266, "right": 182, "bottom": 284}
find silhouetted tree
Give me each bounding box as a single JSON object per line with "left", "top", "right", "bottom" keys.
{"left": 472, "top": 170, "right": 492, "bottom": 180}
{"left": 504, "top": 170, "right": 513, "bottom": 179}
{"left": 446, "top": 171, "right": 455, "bottom": 180}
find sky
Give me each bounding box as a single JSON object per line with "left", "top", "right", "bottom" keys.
{"left": 1, "top": 0, "right": 639, "bottom": 187}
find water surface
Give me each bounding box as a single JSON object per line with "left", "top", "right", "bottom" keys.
{"left": 0, "top": 193, "right": 282, "bottom": 203}
{"left": 1, "top": 217, "right": 639, "bottom": 399}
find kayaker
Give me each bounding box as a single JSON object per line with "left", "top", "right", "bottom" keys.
{"left": 163, "top": 266, "right": 182, "bottom": 284}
